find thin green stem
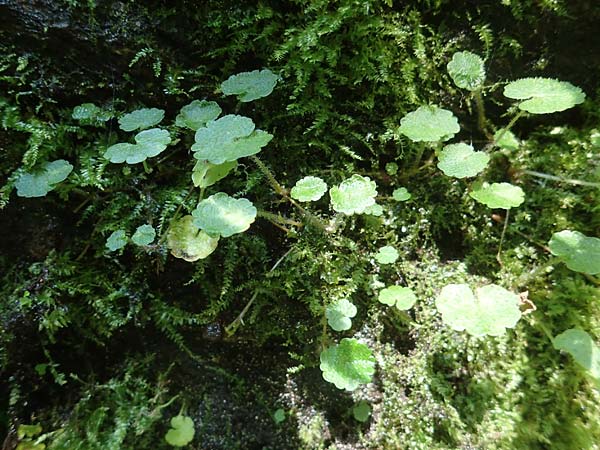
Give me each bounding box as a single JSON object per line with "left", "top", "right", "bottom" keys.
{"left": 143, "top": 160, "right": 152, "bottom": 174}
{"left": 413, "top": 142, "right": 426, "bottom": 169}
{"left": 257, "top": 210, "right": 303, "bottom": 227}
{"left": 496, "top": 209, "right": 510, "bottom": 266}
{"left": 474, "top": 89, "right": 492, "bottom": 139}
{"left": 488, "top": 110, "right": 525, "bottom": 151}
{"left": 520, "top": 170, "right": 600, "bottom": 188}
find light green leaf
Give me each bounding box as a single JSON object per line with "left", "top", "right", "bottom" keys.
{"left": 352, "top": 401, "right": 371, "bottom": 422}
{"left": 106, "top": 230, "right": 127, "bottom": 252}
{"left": 119, "top": 108, "right": 165, "bottom": 131}
{"left": 364, "top": 203, "right": 383, "bottom": 216}
{"left": 192, "top": 193, "right": 257, "bottom": 238}
{"left": 436, "top": 284, "right": 521, "bottom": 337}
{"left": 548, "top": 230, "right": 600, "bottom": 275}
{"left": 374, "top": 246, "right": 399, "bottom": 264}
{"left": 192, "top": 160, "right": 237, "bottom": 188}
{"left": 326, "top": 299, "right": 357, "bottom": 331}
{"left": 385, "top": 162, "right": 398, "bottom": 175}
{"left": 319, "top": 338, "right": 376, "bottom": 391}
{"left": 17, "top": 424, "right": 43, "bottom": 439}
{"left": 554, "top": 329, "right": 600, "bottom": 380}
{"left": 72, "top": 103, "right": 112, "bottom": 123}
{"left": 503, "top": 78, "right": 585, "bottom": 114}
{"left": 392, "top": 187, "right": 411, "bottom": 202}
{"left": 437, "top": 143, "right": 490, "bottom": 178}
{"left": 221, "top": 69, "right": 278, "bottom": 102}
{"left": 104, "top": 128, "right": 171, "bottom": 164}
{"left": 399, "top": 106, "right": 460, "bottom": 142}
{"left": 175, "top": 100, "right": 222, "bottom": 130}
{"left": 329, "top": 175, "right": 377, "bottom": 215}
{"left": 494, "top": 129, "right": 520, "bottom": 151}
{"left": 273, "top": 409, "right": 286, "bottom": 424}
{"left": 447, "top": 51, "right": 485, "bottom": 91}
{"left": 131, "top": 224, "right": 156, "bottom": 246}
{"left": 15, "top": 160, "right": 73, "bottom": 198}
{"left": 165, "top": 415, "right": 195, "bottom": 447}
{"left": 378, "top": 286, "right": 416, "bottom": 310}
{"left": 469, "top": 182, "right": 525, "bottom": 209}
{"left": 167, "top": 215, "right": 219, "bottom": 262}
{"left": 290, "top": 176, "right": 327, "bottom": 202}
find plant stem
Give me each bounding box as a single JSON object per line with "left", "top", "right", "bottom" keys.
{"left": 143, "top": 160, "right": 152, "bottom": 173}
{"left": 474, "top": 89, "right": 492, "bottom": 139}
{"left": 413, "top": 142, "right": 426, "bottom": 169}
{"left": 257, "top": 210, "right": 303, "bottom": 227}
{"left": 488, "top": 110, "right": 525, "bottom": 151}
{"left": 519, "top": 170, "right": 600, "bottom": 188}
{"left": 496, "top": 208, "right": 510, "bottom": 266}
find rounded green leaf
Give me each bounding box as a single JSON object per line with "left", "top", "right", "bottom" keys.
{"left": 290, "top": 176, "right": 327, "bottom": 202}
{"left": 15, "top": 160, "right": 73, "bottom": 198}
{"left": 374, "top": 246, "right": 399, "bottom": 264}
{"left": 364, "top": 203, "right": 383, "bottom": 216}
{"left": 118, "top": 108, "right": 165, "bottom": 131}
{"left": 221, "top": 69, "right": 278, "bottom": 102}
{"left": 72, "top": 103, "right": 112, "bottom": 123}
{"left": 385, "top": 162, "right": 398, "bottom": 175}
{"left": 165, "top": 415, "right": 195, "bottom": 447}
{"left": 352, "top": 401, "right": 371, "bottom": 422}
{"left": 494, "top": 129, "right": 520, "bottom": 151}
{"left": 273, "top": 409, "right": 286, "bottom": 424}
{"left": 167, "top": 215, "right": 219, "bottom": 262}
{"left": 503, "top": 78, "right": 585, "bottom": 114}
{"left": 447, "top": 51, "right": 485, "bottom": 91}
{"left": 437, "top": 143, "right": 490, "bottom": 178}
{"left": 132, "top": 224, "right": 156, "bottom": 246}
{"left": 319, "top": 338, "right": 376, "bottom": 391}
{"left": 106, "top": 230, "right": 127, "bottom": 252}
{"left": 192, "top": 160, "right": 237, "bottom": 188}
{"left": 329, "top": 175, "right": 377, "bottom": 215}
{"left": 553, "top": 329, "right": 600, "bottom": 380}
{"left": 436, "top": 284, "right": 521, "bottom": 337}
{"left": 175, "top": 100, "right": 222, "bottom": 130}
{"left": 104, "top": 128, "right": 171, "bottom": 164}
{"left": 392, "top": 187, "right": 411, "bottom": 202}
{"left": 469, "top": 182, "right": 525, "bottom": 209}
{"left": 192, "top": 193, "right": 257, "bottom": 238}
{"left": 548, "top": 230, "right": 600, "bottom": 275}
{"left": 378, "top": 286, "right": 416, "bottom": 310}
{"left": 326, "top": 299, "right": 357, "bottom": 331}
{"left": 399, "top": 106, "right": 460, "bottom": 142}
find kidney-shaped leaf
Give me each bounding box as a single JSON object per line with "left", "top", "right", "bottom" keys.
{"left": 503, "top": 78, "right": 585, "bottom": 114}
{"left": 326, "top": 299, "right": 357, "bottom": 331}
{"left": 291, "top": 176, "right": 327, "bottom": 202}
{"left": 106, "top": 230, "right": 128, "bottom": 252}
{"left": 378, "top": 286, "right": 416, "bottom": 310}
{"left": 165, "top": 415, "right": 195, "bottom": 447}
{"left": 447, "top": 51, "right": 485, "bottom": 91}
{"left": 192, "top": 193, "right": 257, "bottom": 238}
{"left": 436, "top": 283, "right": 521, "bottom": 337}
{"left": 374, "top": 246, "right": 399, "bottom": 264}
{"left": 392, "top": 187, "right": 411, "bottom": 202}
{"left": 72, "top": 103, "right": 113, "bottom": 123}
{"left": 469, "top": 182, "right": 524, "bottom": 209}
{"left": 553, "top": 329, "right": 600, "bottom": 380}
{"left": 437, "top": 143, "right": 490, "bottom": 178}
{"left": 167, "top": 215, "right": 219, "bottom": 262}
{"left": 548, "top": 230, "right": 600, "bottom": 275}
{"left": 132, "top": 224, "right": 156, "bottom": 246}
{"left": 221, "top": 69, "right": 278, "bottom": 102}
{"left": 175, "top": 100, "right": 222, "bottom": 130}
{"left": 15, "top": 160, "right": 73, "bottom": 198}
{"left": 399, "top": 106, "right": 460, "bottom": 142}
{"left": 352, "top": 401, "right": 372, "bottom": 422}
{"left": 319, "top": 338, "right": 376, "bottom": 391}
{"left": 330, "top": 175, "right": 377, "bottom": 215}
{"left": 119, "top": 108, "right": 165, "bottom": 131}
{"left": 104, "top": 128, "right": 171, "bottom": 164}
{"left": 192, "top": 160, "right": 237, "bottom": 188}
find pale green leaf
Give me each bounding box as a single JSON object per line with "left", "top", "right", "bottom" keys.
{"left": 72, "top": 103, "right": 112, "bottom": 123}
{"left": 119, "top": 108, "right": 165, "bottom": 131}
{"left": 290, "top": 176, "right": 327, "bottom": 202}
{"left": 554, "top": 329, "right": 600, "bottom": 380}
{"left": 192, "top": 193, "right": 257, "bottom": 238}
{"left": 447, "top": 51, "right": 485, "bottom": 91}
{"left": 364, "top": 203, "right": 383, "bottom": 216}
{"left": 469, "top": 182, "right": 525, "bottom": 209}
{"left": 192, "top": 160, "right": 237, "bottom": 188}
{"left": 167, "top": 216, "right": 219, "bottom": 262}
{"left": 15, "top": 160, "right": 73, "bottom": 198}
{"left": 221, "top": 69, "right": 278, "bottom": 102}
{"left": 326, "top": 299, "right": 357, "bottom": 331}
{"left": 436, "top": 284, "right": 521, "bottom": 337}
{"left": 319, "top": 338, "right": 376, "bottom": 391}
{"left": 378, "top": 286, "right": 416, "bottom": 310}
{"left": 329, "top": 175, "right": 377, "bottom": 215}
{"left": 106, "top": 230, "right": 127, "bottom": 252}
{"left": 437, "top": 143, "right": 490, "bottom": 178}
{"left": 503, "top": 78, "right": 585, "bottom": 114}
{"left": 548, "top": 230, "right": 600, "bottom": 275}
{"left": 131, "top": 224, "right": 156, "bottom": 246}
{"left": 374, "top": 246, "right": 399, "bottom": 264}
{"left": 494, "top": 129, "right": 520, "bottom": 151}
{"left": 352, "top": 401, "right": 371, "bottom": 422}
{"left": 175, "top": 100, "right": 222, "bottom": 130}
{"left": 399, "top": 106, "right": 460, "bottom": 142}
{"left": 385, "top": 162, "right": 398, "bottom": 175}
{"left": 273, "top": 409, "right": 286, "bottom": 424}
{"left": 165, "top": 415, "right": 195, "bottom": 447}
{"left": 392, "top": 187, "right": 411, "bottom": 202}
{"left": 104, "top": 128, "right": 171, "bottom": 164}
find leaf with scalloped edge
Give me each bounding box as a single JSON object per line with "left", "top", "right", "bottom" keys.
{"left": 326, "top": 299, "right": 357, "bottom": 331}
{"left": 192, "top": 193, "right": 257, "bottom": 238}
{"left": 192, "top": 160, "right": 237, "bottom": 188}
{"left": 167, "top": 216, "right": 219, "bottom": 262}
{"left": 399, "top": 106, "right": 460, "bottom": 142}
{"left": 469, "top": 182, "right": 524, "bottom": 209}
{"left": 378, "top": 286, "right": 416, "bottom": 310}
{"left": 290, "top": 176, "right": 327, "bottom": 202}
{"left": 165, "top": 415, "right": 195, "bottom": 447}
{"left": 392, "top": 187, "right": 411, "bottom": 202}
{"left": 104, "top": 128, "right": 171, "bottom": 164}
{"left": 329, "top": 175, "right": 377, "bottom": 215}
{"left": 436, "top": 284, "right": 521, "bottom": 337}
{"left": 319, "top": 338, "right": 376, "bottom": 391}
{"left": 72, "top": 103, "right": 113, "bottom": 124}
{"left": 447, "top": 51, "right": 485, "bottom": 91}
{"left": 494, "top": 129, "right": 520, "bottom": 151}
{"left": 131, "top": 224, "right": 156, "bottom": 246}
{"left": 221, "top": 69, "right": 278, "bottom": 102}
{"left": 503, "top": 78, "right": 585, "bottom": 114}
{"left": 553, "top": 329, "right": 600, "bottom": 380}
{"left": 175, "top": 100, "right": 222, "bottom": 130}
{"left": 118, "top": 108, "right": 165, "bottom": 131}
{"left": 374, "top": 246, "right": 398, "bottom": 264}
{"left": 548, "top": 230, "right": 600, "bottom": 275}
{"left": 106, "top": 230, "right": 127, "bottom": 252}
{"left": 437, "top": 143, "right": 490, "bottom": 178}
{"left": 15, "top": 160, "right": 73, "bottom": 198}
{"left": 352, "top": 401, "right": 371, "bottom": 422}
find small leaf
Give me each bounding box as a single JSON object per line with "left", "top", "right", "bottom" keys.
{"left": 192, "top": 193, "right": 257, "bottom": 238}
{"left": 290, "top": 176, "right": 327, "bottom": 202}
{"left": 392, "top": 187, "right": 411, "bottom": 202}
{"left": 221, "top": 69, "right": 278, "bottom": 102}
{"left": 329, "top": 175, "right": 377, "bottom": 215}
{"left": 553, "top": 329, "right": 600, "bottom": 380}
{"left": 17, "top": 424, "right": 43, "bottom": 439}
{"left": 326, "top": 299, "right": 357, "bottom": 331}
{"left": 106, "top": 230, "right": 128, "bottom": 251}
{"left": 192, "top": 160, "right": 237, "bottom": 188}
{"left": 319, "top": 338, "right": 376, "bottom": 391}
{"left": 167, "top": 216, "right": 219, "bottom": 262}
{"left": 447, "top": 51, "right": 485, "bottom": 91}
{"left": 364, "top": 203, "right": 383, "bottom": 216}
{"left": 385, "top": 162, "right": 398, "bottom": 175}
{"left": 399, "top": 106, "right": 460, "bottom": 142}
{"left": 548, "top": 230, "right": 600, "bottom": 275}
{"left": 469, "top": 182, "right": 525, "bottom": 209}
{"left": 352, "top": 401, "right": 371, "bottom": 422}
{"left": 436, "top": 284, "right": 521, "bottom": 337}
{"left": 165, "top": 415, "right": 195, "bottom": 447}
{"left": 374, "top": 246, "right": 399, "bottom": 264}
{"left": 119, "top": 108, "right": 165, "bottom": 131}
{"left": 437, "top": 143, "right": 490, "bottom": 178}
{"left": 15, "top": 160, "right": 73, "bottom": 198}
{"left": 175, "top": 100, "right": 222, "bottom": 130}
{"left": 72, "top": 103, "right": 112, "bottom": 123}
{"left": 378, "top": 286, "right": 416, "bottom": 310}
{"left": 132, "top": 224, "right": 156, "bottom": 246}
{"left": 104, "top": 128, "right": 171, "bottom": 164}
{"left": 494, "top": 129, "right": 520, "bottom": 151}
{"left": 273, "top": 409, "right": 286, "bottom": 424}
{"left": 503, "top": 78, "right": 585, "bottom": 114}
